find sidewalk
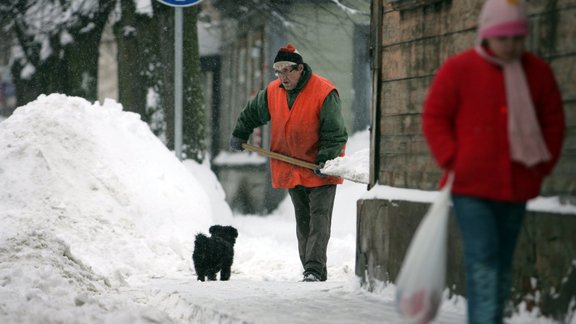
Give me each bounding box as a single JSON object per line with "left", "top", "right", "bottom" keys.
{"left": 125, "top": 276, "right": 467, "bottom": 324}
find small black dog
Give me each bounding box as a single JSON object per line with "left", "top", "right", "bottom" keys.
{"left": 192, "top": 225, "right": 238, "bottom": 281}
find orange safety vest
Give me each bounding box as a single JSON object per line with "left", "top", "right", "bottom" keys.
{"left": 267, "top": 73, "right": 344, "bottom": 188}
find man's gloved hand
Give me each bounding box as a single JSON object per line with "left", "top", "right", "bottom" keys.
{"left": 314, "top": 162, "right": 326, "bottom": 177}
{"left": 229, "top": 136, "right": 247, "bottom": 152}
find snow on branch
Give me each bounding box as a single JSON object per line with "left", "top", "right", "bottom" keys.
{"left": 329, "top": 0, "right": 365, "bottom": 15}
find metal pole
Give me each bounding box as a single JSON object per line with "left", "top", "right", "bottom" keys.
{"left": 174, "top": 7, "right": 183, "bottom": 160}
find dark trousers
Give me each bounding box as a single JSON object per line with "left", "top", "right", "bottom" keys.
{"left": 452, "top": 195, "right": 526, "bottom": 324}
{"left": 288, "top": 184, "right": 337, "bottom": 280}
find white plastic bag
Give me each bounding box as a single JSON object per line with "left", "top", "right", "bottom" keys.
{"left": 395, "top": 174, "right": 453, "bottom": 324}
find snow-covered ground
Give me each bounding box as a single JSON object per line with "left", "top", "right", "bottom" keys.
{"left": 0, "top": 94, "right": 570, "bottom": 323}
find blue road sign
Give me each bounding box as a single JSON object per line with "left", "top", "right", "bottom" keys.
{"left": 156, "top": 0, "right": 202, "bottom": 7}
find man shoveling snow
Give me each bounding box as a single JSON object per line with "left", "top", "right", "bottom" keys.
{"left": 229, "top": 43, "right": 348, "bottom": 282}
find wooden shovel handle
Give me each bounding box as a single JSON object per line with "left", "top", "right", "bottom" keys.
{"left": 242, "top": 143, "right": 319, "bottom": 170}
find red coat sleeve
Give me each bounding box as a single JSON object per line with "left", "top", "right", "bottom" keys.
{"left": 532, "top": 61, "right": 565, "bottom": 175}
{"left": 422, "top": 58, "right": 459, "bottom": 170}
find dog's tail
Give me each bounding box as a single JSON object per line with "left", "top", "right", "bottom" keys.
{"left": 194, "top": 233, "right": 210, "bottom": 246}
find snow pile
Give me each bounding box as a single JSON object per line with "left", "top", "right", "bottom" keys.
{"left": 0, "top": 230, "right": 171, "bottom": 323}
{"left": 322, "top": 148, "right": 369, "bottom": 184}
{"left": 0, "top": 94, "right": 227, "bottom": 322}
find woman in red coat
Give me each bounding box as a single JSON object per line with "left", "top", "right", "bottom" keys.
{"left": 422, "top": 0, "right": 565, "bottom": 323}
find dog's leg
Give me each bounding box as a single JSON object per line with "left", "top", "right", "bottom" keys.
{"left": 207, "top": 272, "right": 217, "bottom": 281}
{"left": 220, "top": 266, "right": 231, "bottom": 281}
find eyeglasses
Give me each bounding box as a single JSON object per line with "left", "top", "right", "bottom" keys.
{"left": 274, "top": 65, "right": 297, "bottom": 78}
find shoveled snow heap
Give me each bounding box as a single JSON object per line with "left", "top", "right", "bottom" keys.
{"left": 322, "top": 149, "right": 369, "bottom": 184}
{"left": 0, "top": 94, "right": 221, "bottom": 322}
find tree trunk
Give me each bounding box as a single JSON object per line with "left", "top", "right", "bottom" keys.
{"left": 154, "top": 2, "right": 176, "bottom": 149}
{"left": 113, "top": 0, "right": 148, "bottom": 116}
{"left": 65, "top": 19, "right": 106, "bottom": 102}
{"left": 182, "top": 7, "right": 206, "bottom": 162}
{"left": 149, "top": 3, "right": 206, "bottom": 162}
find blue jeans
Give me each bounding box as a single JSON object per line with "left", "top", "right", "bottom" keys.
{"left": 452, "top": 195, "right": 526, "bottom": 324}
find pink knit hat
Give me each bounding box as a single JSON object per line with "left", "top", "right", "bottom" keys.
{"left": 478, "top": 0, "right": 529, "bottom": 39}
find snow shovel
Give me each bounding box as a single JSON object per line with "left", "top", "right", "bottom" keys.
{"left": 241, "top": 143, "right": 368, "bottom": 184}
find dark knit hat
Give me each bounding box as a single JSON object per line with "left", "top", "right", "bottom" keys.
{"left": 273, "top": 44, "right": 303, "bottom": 65}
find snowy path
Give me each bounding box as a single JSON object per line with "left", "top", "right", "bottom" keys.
{"left": 124, "top": 275, "right": 467, "bottom": 323}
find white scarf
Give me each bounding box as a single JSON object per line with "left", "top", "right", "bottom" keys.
{"left": 475, "top": 45, "right": 551, "bottom": 167}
